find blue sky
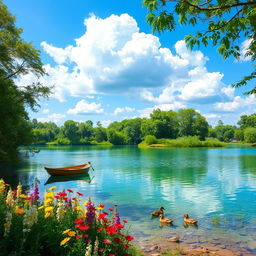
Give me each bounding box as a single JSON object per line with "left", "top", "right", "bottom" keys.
{"left": 5, "top": 0, "right": 255, "bottom": 127}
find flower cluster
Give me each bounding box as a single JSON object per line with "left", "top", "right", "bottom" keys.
{"left": 0, "top": 179, "right": 135, "bottom": 256}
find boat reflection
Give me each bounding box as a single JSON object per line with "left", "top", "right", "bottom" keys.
{"left": 44, "top": 173, "right": 93, "bottom": 185}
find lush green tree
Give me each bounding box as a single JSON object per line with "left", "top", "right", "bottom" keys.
{"left": 78, "top": 122, "right": 93, "bottom": 140}
{"left": 214, "top": 124, "right": 235, "bottom": 142}
{"left": 143, "top": 0, "right": 256, "bottom": 93}
{"left": 237, "top": 114, "right": 256, "bottom": 128}
{"left": 122, "top": 118, "right": 143, "bottom": 144}
{"left": 0, "top": 1, "right": 51, "bottom": 161}
{"left": 93, "top": 127, "right": 108, "bottom": 142}
{"left": 208, "top": 127, "right": 217, "bottom": 138}
{"left": 107, "top": 129, "right": 127, "bottom": 145}
{"left": 178, "top": 109, "right": 209, "bottom": 140}
{"left": 61, "top": 120, "right": 80, "bottom": 144}
{"left": 244, "top": 127, "right": 256, "bottom": 143}
{"left": 150, "top": 109, "right": 179, "bottom": 138}
{"left": 234, "top": 129, "right": 244, "bottom": 141}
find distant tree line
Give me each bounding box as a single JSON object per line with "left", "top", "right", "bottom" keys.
{"left": 30, "top": 109, "right": 256, "bottom": 146}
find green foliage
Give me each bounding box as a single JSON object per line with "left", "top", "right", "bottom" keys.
{"left": 234, "top": 129, "right": 244, "bottom": 141}
{"left": 244, "top": 127, "right": 256, "bottom": 143}
{"left": 238, "top": 113, "right": 256, "bottom": 128}
{"left": 0, "top": 1, "right": 51, "bottom": 161}
{"left": 144, "top": 135, "right": 158, "bottom": 145}
{"left": 107, "top": 129, "right": 127, "bottom": 145}
{"left": 143, "top": 0, "right": 256, "bottom": 93}
{"left": 214, "top": 123, "right": 235, "bottom": 142}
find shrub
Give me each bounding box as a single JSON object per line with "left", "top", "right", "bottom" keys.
{"left": 144, "top": 135, "right": 157, "bottom": 145}
{"left": 244, "top": 127, "right": 256, "bottom": 143}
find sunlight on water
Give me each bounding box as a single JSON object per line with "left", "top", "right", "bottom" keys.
{"left": 1, "top": 145, "right": 256, "bottom": 253}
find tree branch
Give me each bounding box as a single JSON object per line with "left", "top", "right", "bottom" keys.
{"left": 165, "top": 0, "right": 256, "bottom": 11}
{"left": 3, "top": 60, "right": 26, "bottom": 80}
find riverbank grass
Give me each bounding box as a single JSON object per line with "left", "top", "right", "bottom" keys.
{"left": 139, "top": 136, "right": 224, "bottom": 148}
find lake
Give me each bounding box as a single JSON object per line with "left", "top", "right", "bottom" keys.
{"left": 1, "top": 145, "right": 256, "bottom": 253}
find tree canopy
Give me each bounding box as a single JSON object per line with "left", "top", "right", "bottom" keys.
{"left": 0, "top": 0, "right": 51, "bottom": 161}
{"left": 143, "top": 0, "right": 256, "bottom": 93}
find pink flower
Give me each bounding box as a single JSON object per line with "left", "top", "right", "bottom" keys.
{"left": 103, "top": 239, "right": 112, "bottom": 244}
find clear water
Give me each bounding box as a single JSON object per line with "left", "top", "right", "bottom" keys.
{"left": 1, "top": 145, "right": 256, "bottom": 253}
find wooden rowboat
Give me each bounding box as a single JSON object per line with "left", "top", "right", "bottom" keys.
{"left": 45, "top": 162, "right": 91, "bottom": 176}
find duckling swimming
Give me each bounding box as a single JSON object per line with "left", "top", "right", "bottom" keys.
{"left": 151, "top": 206, "right": 165, "bottom": 217}
{"left": 183, "top": 213, "right": 198, "bottom": 225}
{"left": 159, "top": 213, "right": 173, "bottom": 225}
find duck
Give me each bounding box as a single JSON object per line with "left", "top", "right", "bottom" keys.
{"left": 151, "top": 206, "right": 165, "bottom": 217}
{"left": 159, "top": 213, "right": 173, "bottom": 224}
{"left": 183, "top": 213, "right": 198, "bottom": 224}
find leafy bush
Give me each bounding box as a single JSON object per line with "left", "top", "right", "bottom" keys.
{"left": 244, "top": 127, "right": 256, "bottom": 143}
{"left": 0, "top": 179, "right": 135, "bottom": 256}
{"left": 144, "top": 135, "right": 157, "bottom": 145}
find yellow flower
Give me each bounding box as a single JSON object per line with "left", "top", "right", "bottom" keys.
{"left": 60, "top": 237, "right": 71, "bottom": 246}
{"left": 83, "top": 200, "right": 89, "bottom": 206}
{"left": 48, "top": 186, "right": 56, "bottom": 191}
{"left": 19, "top": 194, "right": 27, "bottom": 199}
{"left": 15, "top": 207, "right": 24, "bottom": 215}
{"left": 45, "top": 192, "right": 54, "bottom": 198}
{"left": 97, "top": 207, "right": 103, "bottom": 211}
{"left": 77, "top": 215, "right": 85, "bottom": 219}
{"left": 73, "top": 206, "right": 82, "bottom": 211}
{"left": 62, "top": 229, "right": 71, "bottom": 234}
{"left": 38, "top": 206, "right": 44, "bottom": 210}
{"left": 45, "top": 212, "right": 52, "bottom": 218}
{"left": 44, "top": 198, "right": 53, "bottom": 205}
{"left": 68, "top": 231, "right": 76, "bottom": 237}
{"left": 45, "top": 206, "right": 54, "bottom": 212}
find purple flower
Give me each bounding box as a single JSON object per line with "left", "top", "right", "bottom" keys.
{"left": 30, "top": 182, "right": 40, "bottom": 205}
{"left": 86, "top": 198, "right": 96, "bottom": 224}
{"left": 113, "top": 206, "right": 120, "bottom": 225}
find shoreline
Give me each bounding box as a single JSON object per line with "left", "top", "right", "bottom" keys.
{"left": 137, "top": 235, "right": 254, "bottom": 256}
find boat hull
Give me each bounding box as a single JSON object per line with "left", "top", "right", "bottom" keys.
{"left": 45, "top": 163, "right": 91, "bottom": 176}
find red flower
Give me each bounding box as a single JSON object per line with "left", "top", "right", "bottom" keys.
{"left": 67, "top": 189, "right": 73, "bottom": 193}
{"left": 76, "top": 235, "right": 82, "bottom": 239}
{"left": 74, "top": 219, "right": 83, "bottom": 224}
{"left": 115, "top": 223, "right": 124, "bottom": 229}
{"left": 54, "top": 195, "right": 60, "bottom": 199}
{"left": 123, "top": 220, "right": 128, "bottom": 223}
{"left": 109, "top": 254, "right": 115, "bottom": 256}
{"left": 125, "top": 235, "right": 134, "bottom": 242}
{"left": 58, "top": 192, "right": 67, "bottom": 197}
{"left": 109, "top": 208, "right": 113, "bottom": 211}
{"left": 76, "top": 224, "right": 90, "bottom": 231}
{"left": 99, "top": 248, "right": 104, "bottom": 252}
{"left": 76, "top": 192, "right": 83, "bottom": 196}
{"left": 98, "top": 213, "right": 107, "bottom": 220}
{"left": 83, "top": 234, "right": 89, "bottom": 238}
{"left": 72, "top": 197, "right": 77, "bottom": 200}
{"left": 99, "top": 204, "right": 105, "bottom": 208}
{"left": 124, "top": 244, "right": 129, "bottom": 249}
{"left": 106, "top": 225, "right": 117, "bottom": 235}
{"left": 13, "top": 190, "right": 17, "bottom": 194}
{"left": 114, "top": 237, "right": 121, "bottom": 244}
{"left": 26, "top": 197, "right": 32, "bottom": 200}
{"left": 103, "top": 239, "right": 112, "bottom": 244}
{"left": 103, "top": 211, "right": 109, "bottom": 215}
{"left": 97, "top": 228, "right": 103, "bottom": 232}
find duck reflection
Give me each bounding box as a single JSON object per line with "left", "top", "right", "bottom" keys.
{"left": 44, "top": 173, "right": 93, "bottom": 185}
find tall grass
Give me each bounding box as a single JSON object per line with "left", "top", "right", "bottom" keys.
{"left": 141, "top": 136, "right": 224, "bottom": 148}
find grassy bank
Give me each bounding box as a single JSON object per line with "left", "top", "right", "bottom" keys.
{"left": 139, "top": 136, "right": 224, "bottom": 148}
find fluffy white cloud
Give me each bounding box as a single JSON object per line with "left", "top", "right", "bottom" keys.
{"left": 214, "top": 94, "right": 256, "bottom": 112}
{"left": 240, "top": 38, "right": 252, "bottom": 61}
{"left": 67, "top": 99, "right": 104, "bottom": 115}
{"left": 18, "top": 13, "right": 230, "bottom": 105}
{"left": 42, "top": 108, "right": 50, "bottom": 114}
{"left": 100, "top": 120, "right": 112, "bottom": 128}
{"left": 37, "top": 113, "right": 65, "bottom": 124}
{"left": 138, "top": 102, "right": 186, "bottom": 118}
{"left": 113, "top": 106, "right": 135, "bottom": 115}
